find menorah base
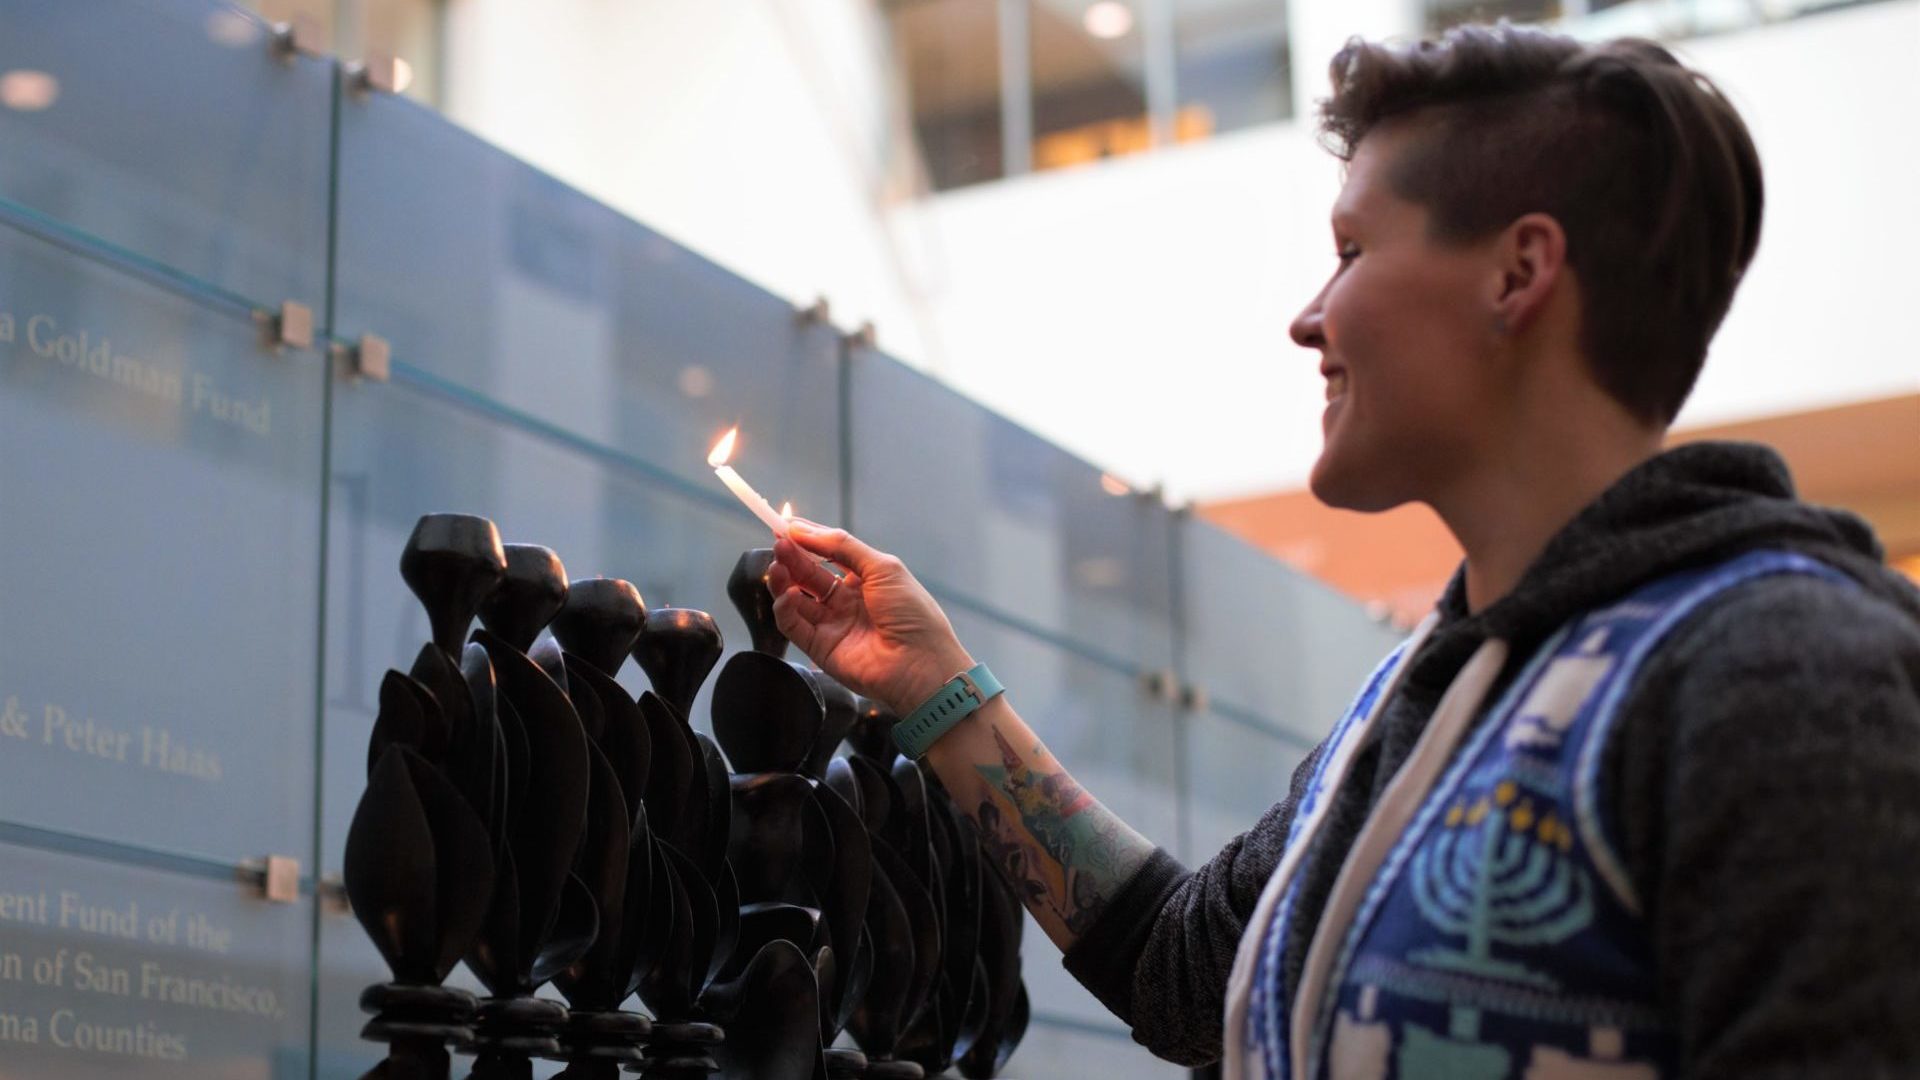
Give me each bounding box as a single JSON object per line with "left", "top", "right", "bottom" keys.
{"left": 552, "top": 1009, "right": 653, "bottom": 1078}
{"left": 627, "top": 1020, "right": 724, "bottom": 1079}
{"left": 359, "top": 983, "right": 479, "bottom": 1080}
{"left": 464, "top": 996, "right": 570, "bottom": 1079}
{"left": 824, "top": 1047, "right": 869, "bottom": 1078}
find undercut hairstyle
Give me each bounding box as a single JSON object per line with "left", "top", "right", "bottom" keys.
{"left": 1320, "top": 24, "right": 1763, "bottom": 425}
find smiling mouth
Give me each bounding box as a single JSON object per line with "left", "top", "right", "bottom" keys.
{"left": 1324, "top": 369, "right": 1348, "bottom": 402}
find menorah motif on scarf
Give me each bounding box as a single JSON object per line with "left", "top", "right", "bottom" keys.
{"left": 1408, "top": 779, "right": 1594, "bottom": 1010}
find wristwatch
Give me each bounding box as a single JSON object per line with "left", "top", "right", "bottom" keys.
{"left": 892, "top": 663, "right": 1004, "bottom": 760}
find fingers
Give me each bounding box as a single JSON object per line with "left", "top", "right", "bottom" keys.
{"left": 771, "top": 585, "right": 826, "bottom": 651}
{"left": 766, "top": 558, "right": 795, "bottom": 597}
{"left": 772, "top": 537, "right": 843, "bottom": 600}
{"left": 783, "top": 519, "right": 893, "bottom": 579}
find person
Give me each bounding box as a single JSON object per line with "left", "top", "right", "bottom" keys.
{"left": 764, "top": 21, "right": 1920, "bottom": 1079}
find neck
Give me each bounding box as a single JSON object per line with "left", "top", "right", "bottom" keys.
{"left": 1431, "top": 396, "right": 1663, "bottom": 615}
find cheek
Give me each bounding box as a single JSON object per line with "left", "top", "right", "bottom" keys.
{"left": 1321, "top": 261, "right": 1440, "bottom": 363}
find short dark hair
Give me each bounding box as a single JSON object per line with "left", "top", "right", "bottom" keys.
{"left": 1320, "top": 24, "right": 1763, "bottom": 425}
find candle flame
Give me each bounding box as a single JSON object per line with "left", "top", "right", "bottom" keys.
{"left": 780, "top": 501, "right": 793, "bottom": 519}
{"left": 707, "top": 426, "right": 739, "bottom": 468}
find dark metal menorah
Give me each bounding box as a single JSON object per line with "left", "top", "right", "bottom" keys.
{"left": 344, "top": 516, "right": 1029, "bottom": 1080}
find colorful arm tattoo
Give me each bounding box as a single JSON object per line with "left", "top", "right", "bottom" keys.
{"left": 971, "top": 725, "right": 1151, "bottom": 936}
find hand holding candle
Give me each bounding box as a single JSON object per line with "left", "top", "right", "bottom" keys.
{"left": 768, "top": 522, "right": 975, "bottom": 717}
{"left": 708, "top": 426, "right": 789, "bottom": 537}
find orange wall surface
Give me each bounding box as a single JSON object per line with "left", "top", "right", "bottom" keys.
{"left": 1201, "top": 394, "right": 1920, "bottom": 624}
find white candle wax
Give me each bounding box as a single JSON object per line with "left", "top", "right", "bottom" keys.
{"left": 714, "top": 465, "right": 789, "bottom": 536}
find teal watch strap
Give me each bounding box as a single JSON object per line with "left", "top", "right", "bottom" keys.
{"left": 893, "top": 663, "right": 1004, "bottom": 760}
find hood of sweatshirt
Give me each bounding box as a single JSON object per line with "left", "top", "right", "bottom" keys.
{"left": 1403, "top": 439, "right": 1920, "bottom": 695}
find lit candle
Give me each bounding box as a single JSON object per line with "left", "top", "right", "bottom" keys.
{"left": 708, "top": 426, "right": 789, "bottom": 536}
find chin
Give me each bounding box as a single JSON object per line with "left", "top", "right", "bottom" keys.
{"left": 1309, "top": 446, "right": 1408, "bottom": 514}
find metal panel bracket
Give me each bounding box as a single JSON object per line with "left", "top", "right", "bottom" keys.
{"left": 798, "top": 296, "right": 832, "bottom": 326}
{"left": 1140, "top": 668, "right": 1177, "bottom": 702}
{"left": 353, "top": 334, "right": 391, "bottom": 382}
{"left": 239, "top": 855, "right": 301, "bottom": 904}
{"left": 1178, "top": 682, "right": 1210, "bottom": 714}
{"left": 274, "top": 300, "right": 314, "bottom": 350}
{"left": 270, "top": 16, "right": 325, "bottom": 61}
{"left": 348, "top": 54, "right": 400, "bottom": 95}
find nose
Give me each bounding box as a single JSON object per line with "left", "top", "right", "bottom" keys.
{"left": 1290, "top": 286, "right": 1327, "bottom": 351}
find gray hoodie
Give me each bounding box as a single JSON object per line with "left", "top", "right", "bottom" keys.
{"left": 1063, "top": 441, "right": 1920, "bottom": 1077}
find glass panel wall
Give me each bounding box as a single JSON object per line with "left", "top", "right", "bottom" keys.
{"left": 0, "top": 843, "right": 314, "bottom": 1078}
{"left": 0, "top": 0, "right": 333, "bottom": 312}
{"left": 0, "top": 222, "right": 325, "bottom": 865}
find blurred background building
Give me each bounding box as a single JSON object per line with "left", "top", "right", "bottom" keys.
{"left": 241, "top": 0, "right": 1918, "bottom": 626}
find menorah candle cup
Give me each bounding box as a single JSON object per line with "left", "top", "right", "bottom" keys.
{"left": 632, "top": 608, "right": 724, "bottom": 723}
{"left": 477, "top": 544, "right": 569, "bottom": 655}
{"left": 550, "top": 578, "right": 646, "bottom": 679}
{"left": 400, "top": 513, "right": 508, "bottom": 657}
{"left": 727, "top": 548, "right": 789, "bottom": 658}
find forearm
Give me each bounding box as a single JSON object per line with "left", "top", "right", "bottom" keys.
{"left": 922, "top": 695, "right": 1156, "bottom": 953}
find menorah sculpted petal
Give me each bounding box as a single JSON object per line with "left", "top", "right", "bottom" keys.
{"left": 956, "top": 869, "right": 1027, "bottom": 1078}
{"left": 695, "top": 733, "right": 736, "bottom": 888}
{"left": 711, "top": 652, "right": 823, "bottom": 775}
{"left": 347, "top": 511, "right": 520, "bottom": 1080}
{"left": 408, "top": 644, "right": 472, "bottom": 752}
{"left": 871, "top": 840, "right": 942, "bottom": 1037}
{"left": 570, "top": 667, "right": 651, "bottom": 830}
{"left": 704, "top": 938, "right": 828, "bottom": 1080}
{"left": 473, "top": 630, "right": 592, "bottom": 991}
{"left": 844, "top": 755, "right": 896, "bottom": 838}
{"left": 530, "top": 635, "right": 570, "bottom": 692}
{"left": 554, "top": 749, "right": 633, "bottom": 986}
{"left": 346, "top": 747, "right": 493, "bottom": 985}
{"left": 637, "top": 691, "right": 698, "bottom": 855}
{"left": 848, "top": 854, "right": 916, "bottom": 1059}
{"left": 529, "top": 872, "right": 600, "bottom": 986}
{"left": 887, "top": 760, "right": 935, "bottom": 887}
{"left": 726, "top": 772, "right": 814, "bottom": 903}
{"left": 368, "top": 669, "right": 440, "bottom": 774}
{"left": 956, "top": 981, "right": 1027, "bottom": 1080}
{"left": 719, "top": 903, "right": 824, "bottom": 984}
{"left": 810, "top": 780, "right": 874, "bottom": 1039}
{"left": 454, "top": 644, "right": 509, "bottom": 842}
{"left": 802, "top": 672, "right": 859, "bottom": 779}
